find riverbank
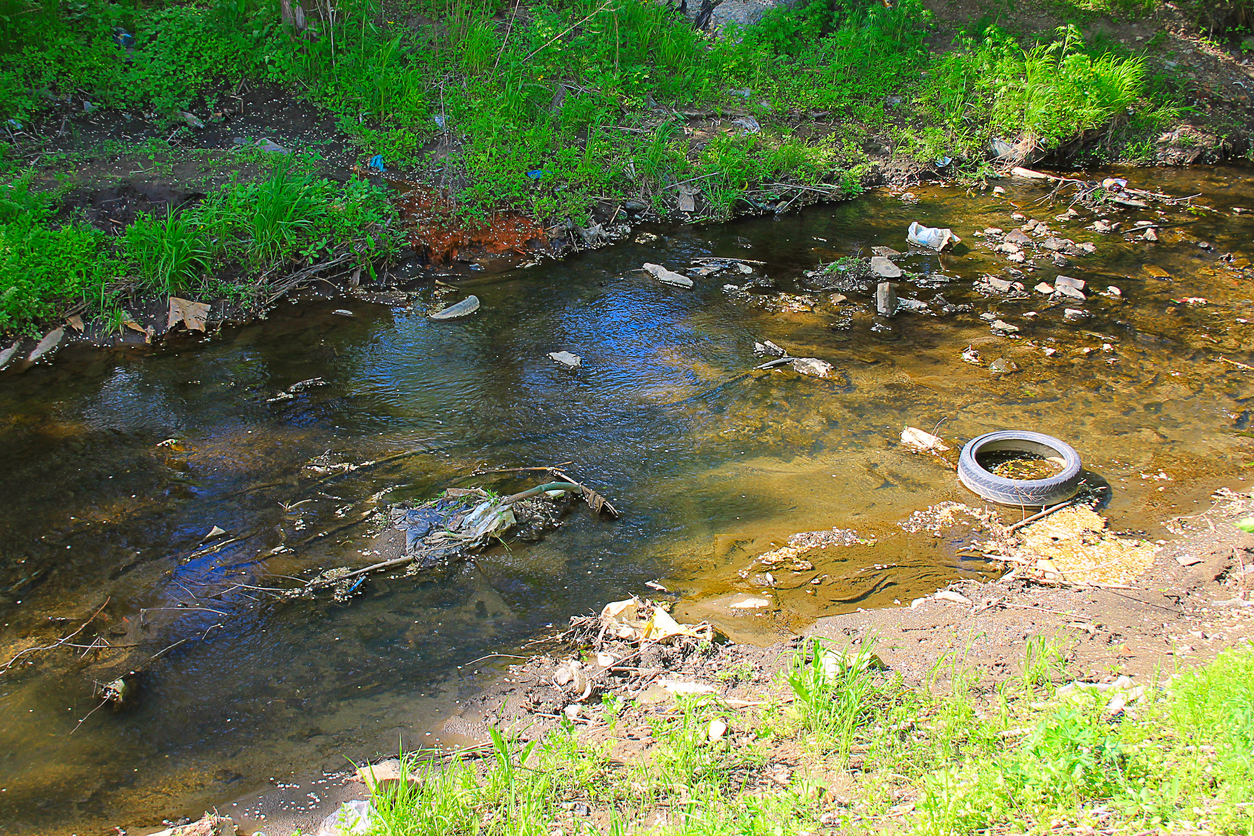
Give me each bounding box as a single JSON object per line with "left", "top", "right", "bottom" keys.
{"left": 2, "top": 0, "right": 1253, "bottom": 343}
{"left": 200, "top": 483, "right": 1254, "bottom": 836}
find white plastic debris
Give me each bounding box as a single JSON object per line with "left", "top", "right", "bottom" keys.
{"left": 547, "top": 351, "right": 582, "bottom": 368}
{"left": 907, "top": 222, "right": 961, "bottom": 251}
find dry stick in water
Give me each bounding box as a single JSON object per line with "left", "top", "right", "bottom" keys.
{"left": 0, "top": 597, "right": 111, "bottom": 675}
{"left": 1006, "top": 498, "right": 1080, "bottom": 533}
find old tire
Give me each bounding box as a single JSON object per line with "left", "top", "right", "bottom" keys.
{"left": 958, "top": 430, "right": 1082, "bottom": 507}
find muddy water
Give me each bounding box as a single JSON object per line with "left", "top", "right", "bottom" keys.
{"left": 1, "top": 167, "right": 1252, "bottom": 834}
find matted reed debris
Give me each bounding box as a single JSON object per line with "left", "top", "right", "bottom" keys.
{"left": 293, "top": 473, "right": 619, "bottom": 600}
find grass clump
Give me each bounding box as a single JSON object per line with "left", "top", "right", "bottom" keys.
{"left": 0, "top": 156, "right": 400, "bottom": 335}
{"left": 360, "top": 640, "right": 1254, "bottom": 836}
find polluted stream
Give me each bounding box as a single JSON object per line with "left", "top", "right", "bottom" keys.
{"left": 1, "top": 167, "right": 1253, "bottom": 834}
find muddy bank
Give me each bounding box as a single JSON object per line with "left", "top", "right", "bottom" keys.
{"left": 220, "top": 483, "right": 1254, "bottom": 836}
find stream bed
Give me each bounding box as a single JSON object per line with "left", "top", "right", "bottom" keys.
{"left": 1, "top": 166, "right": 1252, "bottom": 835}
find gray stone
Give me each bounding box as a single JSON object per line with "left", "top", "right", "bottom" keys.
{"left": 869, "top": 256, "right": 901, "bottom": 278}
{"left": 1064, "top": 308, "right": 1088, "bottom": 322}
{"left": 27, "top": 327, "right": 64, "bottom": 363}
{"left": 791, "top": 357, "right": 833, "bottom": 378}
{"left": 1055, "top": 284, "right": 1086, "bottom": 301}
{"left": 547, "top": 350, "right": 582, "bottom": 368}
{"left": 1004, "top": 229, "right": 1032, "bottom": 247}
{"left": 1055, "top": 275, "right": 1086, "bottom": 290}
{"left": 984, "top": 276, "right": 1024, "bottom": 293}
{"left": 1035, "top": 282, "right": 1055, "bottom": 295}
{"left": 988, "top": 357, "right": 1019, "bottom": 375}
{"left": 875, "top": 281, "right": 897, "bottom": 316}
{"left": 643, "top": 263, "right": 693, "bottom": 288}
{"left": 0, "top": 341, "right": 19, "bottom": 370}
{"left": 991, "top": 319, "right": 1019, "bottom": 334}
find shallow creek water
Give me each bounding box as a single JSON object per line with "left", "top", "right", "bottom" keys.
{"left": 2, "top": 167, "right": 1253, "bottom": 834}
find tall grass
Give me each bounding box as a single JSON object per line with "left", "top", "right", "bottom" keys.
{"left": 126, "top": 210, "right": 211, "bottom": 295}
{"left": 929, "top": 24, "right": 1152, "bottom": 156}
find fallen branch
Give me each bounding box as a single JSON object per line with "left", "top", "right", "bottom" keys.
{"left": 0, "top": 598, "right": 110, "bottom": 675}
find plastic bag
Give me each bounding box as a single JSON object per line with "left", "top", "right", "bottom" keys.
{"left": 906, "top": 222, "right": 960, "bottom": 251}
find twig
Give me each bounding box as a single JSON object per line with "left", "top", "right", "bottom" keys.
{"left": 0, "top": 598, "right": 110, "bottom": 675}
{"left": 1218, "top": 356, "right": 1254, "bottom": 371}
{"left": 1006, "top": 498, "right": 1080, "bottom": 533}
{"left": 463, "top": 653, "right": 528, "bottom": 667}
{"left": 69, "top": 698, "right": 110, "bottom": 735}
{"left": 522, "top": 0, "right": 615, "bottom": 62}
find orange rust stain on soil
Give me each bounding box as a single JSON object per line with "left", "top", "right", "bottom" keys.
{"left": 392, "top": 184, "right": 544, "bottom": 264}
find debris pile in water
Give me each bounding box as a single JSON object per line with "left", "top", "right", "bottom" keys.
{"left": 293, "top": 477, "right": 618, "bottom": 601}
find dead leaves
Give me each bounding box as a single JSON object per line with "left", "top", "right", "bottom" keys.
{"left": 167, "top": 297, "right": 211, "bottom": 332}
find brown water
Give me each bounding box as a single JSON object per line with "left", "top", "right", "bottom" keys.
{"left": 1, "top": 167, "right": 1253, "bottom": 834}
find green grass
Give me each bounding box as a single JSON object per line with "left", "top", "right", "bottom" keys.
{"left": 924, "top": 23, "right": 1170, "bottom": 162}
{"left": 0, "top": 173, "right": 119, "bottom": 334}
{"left": 0, "top": 0, "right": 1184, "bottom": 335}
{"left": 0, "top": 155, "right": 400, "bottom": 335}
{"left": 359, "top": 641, "right": 1254, "bottom": 836}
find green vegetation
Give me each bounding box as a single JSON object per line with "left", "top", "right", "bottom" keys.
{"left": 363, "top": 641, "right": 1254, "bottom": 836}
{"left": 0, "top": 0, "right": 1188, "bottom": 335}
{"left": 925, "top": 23, "right": 1167, "bottom": 162}
{"left": 0, "top": 173, "right": 120, "bottom": 333}
{"left": 1, "top": 157, "right": 398, "bottom": 335}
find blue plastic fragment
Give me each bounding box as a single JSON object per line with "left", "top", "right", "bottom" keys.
{"left": 526, "top": 169, "right": 546, "bottom": 180}
{"left": 368, "top": 154, "right": 386, "bottom": 172}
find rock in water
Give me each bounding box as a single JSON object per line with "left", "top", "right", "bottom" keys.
{"left": 989, "top": 357, "right": 1019, "bottom": 375}
{"left": 791, "top": 357, "right": 833, "bottom": 378}
{"left": 0, "top": 341, "right": 19, "bottom": 370}
{"left": 547, "top": 350, "right": 582, "bottom": 368}
{"left": 642, "top": 263, "right": 693, "bottom": 288}
{"left": 875, "top": 281, "right": 897, "bottom": 316}
{"left": 429, "top": 295, "right": 480, "bottom": 320}
{"left": 869, "top": 256, "right": 901, "bottom": 278}
{"left": 27, "top": 327, "right": 64, "bottom": 363}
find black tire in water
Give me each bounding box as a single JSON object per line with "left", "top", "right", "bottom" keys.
{"left": 957, "top": 430, "right": 1083, "bottom": 507}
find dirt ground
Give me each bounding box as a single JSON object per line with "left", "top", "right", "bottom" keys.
{"left": 216, "top": 485, "right": 1254, "bottom": 836}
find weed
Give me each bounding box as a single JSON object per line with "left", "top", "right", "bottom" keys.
{"left": 126, "top": 210, "right": 211, "bottom": 296}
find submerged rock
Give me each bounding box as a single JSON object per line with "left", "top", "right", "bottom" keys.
{"left": 869, "top": 256, "right": 901, "bottom": 278}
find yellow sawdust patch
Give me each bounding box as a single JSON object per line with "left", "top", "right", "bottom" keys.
{"left": 1018, "top": 506, "right": 1158, "bottom": 585}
